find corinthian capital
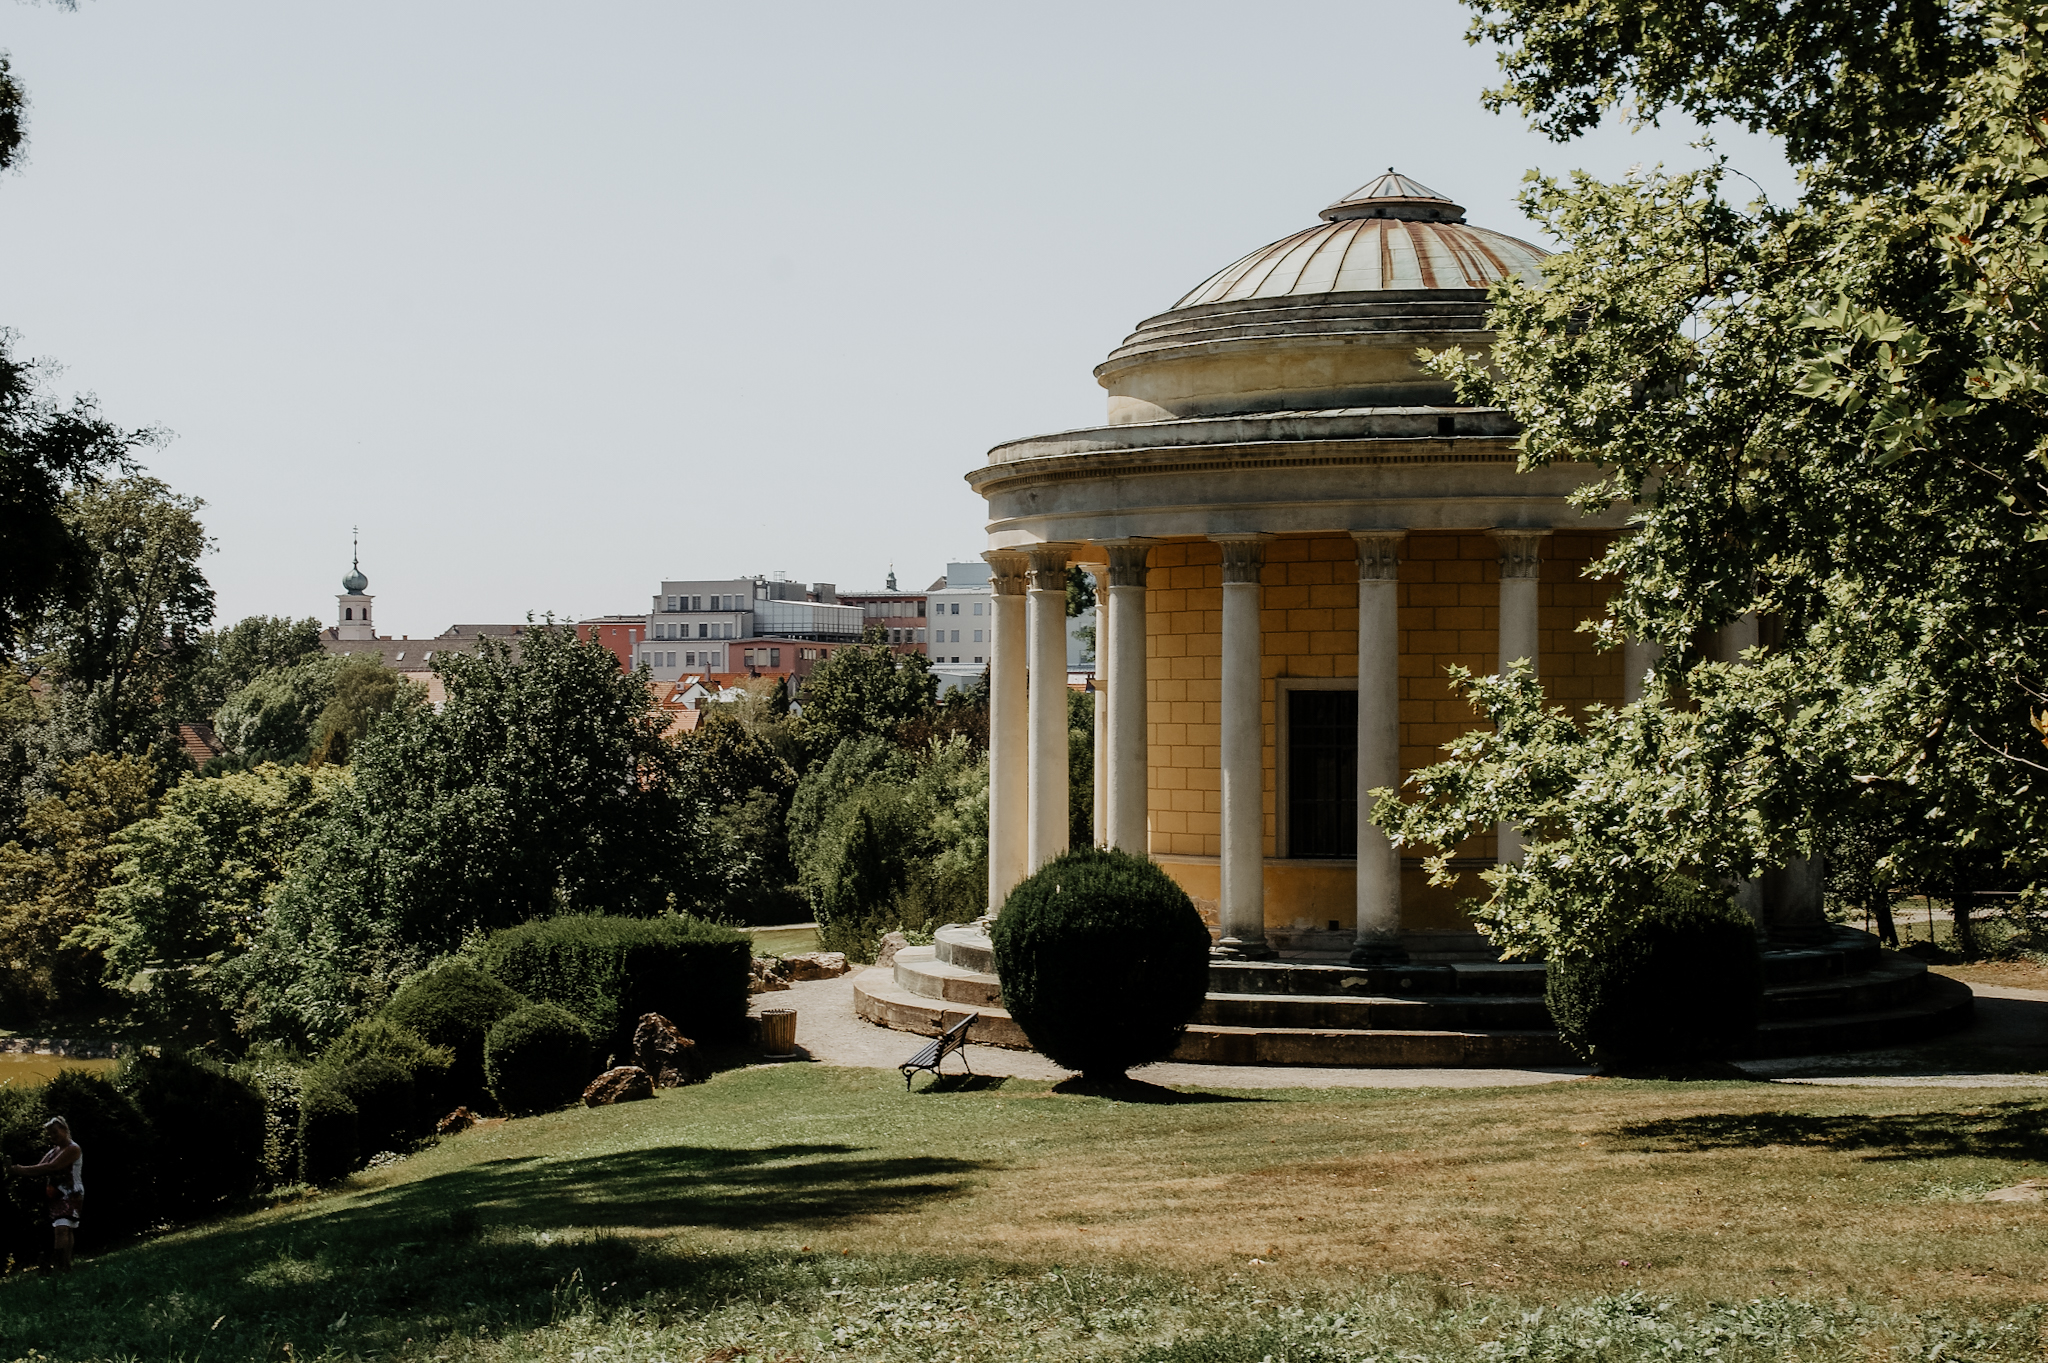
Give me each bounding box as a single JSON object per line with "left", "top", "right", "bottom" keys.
{"left": 982, "top": 549, "right": 1029, "bottom": 597}
{"left": 1351, "top": 531, "right": 1405, "bottom": 582}
{"left": 1489, "top": 528, "right": 1551, "bottom": 581}
{"left": 1209, "top": 533, "right": 1274, "bottom": 585}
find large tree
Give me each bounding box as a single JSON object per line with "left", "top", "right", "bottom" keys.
{"left": 227, "top": 624, "right": 703, "bottom": 1045}
{"left": 1378, "top": 3, "right": 2048, "bottom": 957}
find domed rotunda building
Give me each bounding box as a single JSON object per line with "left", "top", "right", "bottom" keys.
{"left": 970, "top": 170, "right": 1632, "bottom": 963}
{"left": 855, "top": 170, "right": 1971, "bottom": 1067}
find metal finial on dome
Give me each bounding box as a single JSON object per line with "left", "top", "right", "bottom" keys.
{"left": 342, "top": 526, "right": 369, "bottom": 594}
{"left": 1320, "top": 168, "right": 1466, "bottom": 223}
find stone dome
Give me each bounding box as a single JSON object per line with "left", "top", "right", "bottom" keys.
{"left": 1093, "top": 171, "right": 1548, "bottom": 425}
{"left": 1173, "top": 171, "right": 1548, "bottom": 307}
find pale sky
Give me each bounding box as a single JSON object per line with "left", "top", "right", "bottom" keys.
{"left": 0, "top": 2, "right": 1795, "bottom": 639}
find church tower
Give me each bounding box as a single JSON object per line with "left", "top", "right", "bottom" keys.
{"left": 336, "top": 530, "right": 376, "bottom": 640}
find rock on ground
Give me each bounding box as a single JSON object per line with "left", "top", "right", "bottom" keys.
{"left": 749, "top": 957, "right": 792, "bottom": 993}
{"left": 582, "top": 1065, "right": 655, "bottom": 1107}
{"left": 436, "top": 1106, "right": 477, "bottom": 1134}
{"left": 781, "top": 951, "right": 850, "bottom": 981}
{"left": 874, "top": 932, "right": 910, "bottom": 970}
{"left": 633, "top": 1011, "right": 710, "bottom": 1086}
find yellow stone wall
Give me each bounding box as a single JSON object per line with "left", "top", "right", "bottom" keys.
{"left": 1141, "top": 530, "right": 1621, "bottom": 933}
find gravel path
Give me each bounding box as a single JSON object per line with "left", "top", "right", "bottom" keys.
{"left": 747, "top": 967, "right": 2047, "bottom": 1091}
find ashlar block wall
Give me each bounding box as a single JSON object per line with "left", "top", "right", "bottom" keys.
{"left": 1142, "top": 530, "right": 1621, "bottom": 934}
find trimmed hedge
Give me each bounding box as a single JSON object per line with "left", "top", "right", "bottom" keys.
{"left": 298, "top": 1085, "right": 358, "bottom": 1185}
{"left": 322, "top": 1058, "right": 414, "bottom": 1157}
{"left": 119, "top": 1050, "right": 266, "bottom": 1219}
{"left": 990, "top": 847, "right": 1213, "bottom": 1080}
{"left": 320, "top": 1017, "right": 454, "bottom": 1132}
{"left": 478, "top": 914, "right": 750, "bottom": 1053}
{"left": 1546, "top": 878, "right": 1765, "bottom": 1067}
{"left": 380, "top": 959, "right": 527, "bottom": 1110}
{"left": 484, "top": 1003, "right": 595, "bottom": 1114}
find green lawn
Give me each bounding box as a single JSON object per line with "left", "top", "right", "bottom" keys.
{"left": 2, "top": 1064, "right": 2045, "bottom": 1361}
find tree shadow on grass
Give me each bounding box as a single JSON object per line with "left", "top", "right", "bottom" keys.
{"left": 1050, "top": 1077, "right": 1266, "bottom": 1105}
{"left": 913, "top": 1074, "right": 1010, "bottom": 1093}
{"left": 0, "top": 1141, "right": 1001, "bottom": 1362}
{"left": 1615, "top": 1099, "right": 2048, "bottom": 1162}
{"left": 346, "top": 1141, "right": 993, "bottom": 1233}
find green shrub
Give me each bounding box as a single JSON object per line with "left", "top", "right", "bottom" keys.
{"left": 297, "top": 1085, "right": 358, "bottom": 1184}
{"left": 1545, "top": 878, "right": 1764, "bottom": 1067}
{"left": 38, "top": 1068, "right": 158, "bottom": 1242}
{"left": 235, "top": 1055, "right": 307, "bottom": 1187}
{"left": 320, "top": 1017, "right": 454, "bottom": 1130}
{"left": 990, "top": 847, "right": 1213, "bottom": 1081}
{"left": 321, "top": 1058, "right": 414, "bottom": 1157}
{"left": 380, "top": 958, "right": 527, "bottom": 1110}
{"left": 478, "top": 915, "right": 749, "bottom": 1053}
{"left": 118, "top": 1050, "right": 266, "bottom": 1219}
{"left": 0, "top": 1086, "right": 50, "bottom": 1266}
{"left": 483, "top": 1003, "right": 596, "bottom": 1114}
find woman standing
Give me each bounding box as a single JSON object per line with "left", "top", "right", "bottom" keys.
{"left": 10, "top": 1117, "right": 82, "bottom": 1272}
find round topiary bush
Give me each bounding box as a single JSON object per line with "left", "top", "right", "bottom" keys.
{"left": 990, "top": 846, "right": 1213, "bottom": 1081}
{"left": 297, "top": 1085, "right": 358, "bottom": 1185}
{"left": 322, "top": 1057, "right": 415, "bottom": 1157}
{"left": 484, "top": 1003, "right": 596, "bottom": 1114}
{"left": 1546, "top": 879, "right": 1765, "bottom": 1068}
{"left": 381, "top": 959, "right": 528, "bottom": 1111}
{"left": 320, "top": 1017, "right": 455, "bottom": 1133}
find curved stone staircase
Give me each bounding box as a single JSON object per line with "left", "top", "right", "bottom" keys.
{"left": 851, "top": 923, "right": 1975, "bottom": 1067}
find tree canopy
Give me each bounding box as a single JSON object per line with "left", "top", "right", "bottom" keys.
{"left": 1388, "top": 2, "right": 2048, "bottom": 955}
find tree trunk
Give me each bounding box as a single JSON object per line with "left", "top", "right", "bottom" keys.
{"left": 1870, "top": 892, "right": 1898, "bottom": 948}
{"left": 1951, "top": 861, "right": 1980, "bottom": 958}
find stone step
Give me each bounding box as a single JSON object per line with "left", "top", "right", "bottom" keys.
{"left": 934, "top": 924, "right": 994, "bottom": 973}
{"left": 1210, "top": 958, "right": 1549, "bottom": 998}
{"left": 1757, "top": 956, "right": 1929, "bottom": 1021}
{"left": 1758, "top": 927, "right": 1884, "bottom": 984}
{"left": 892, "top": 947, "right": 1004, "bottom": 1009}
{"left": 853, "top": 973, "right": 1575, "bottom": 1067}
{"left": 1197, "top": 991, "right": 1554, "bottom": 1031}
{"left": 1742, "top": 973, "right": 1975, "bottom": 1058}
{"left": 855, "top": 970, "right": 1976, "bottom": 1068}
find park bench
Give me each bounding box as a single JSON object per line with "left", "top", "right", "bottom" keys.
{"left": 899, "top": 1012, "right": 977, "bottom": 1089}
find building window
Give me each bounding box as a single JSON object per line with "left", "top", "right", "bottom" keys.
{"left": 698, "top": 623, "right": 708, "bottom": 639}
{"left": 666, "top": 652, "right": 676, "bottom": 668}
{"left": 973, "top": 602, "right": 983, "bottom": 615}
{"left": 685, "top": 651, "right": 696, "bottom": 665}
{"left": 344, "top": 607, "right": 353, "bottom": 620}
{"left": 1287, "top": 689, "right": 1357, "bottom": 858}
{"left": 951, "top": 602, "right": 961, "bottom": 615}
{"left": 917, "top": 629, "right": 926, "bottom": 642}
{"left": 972, "top": 630, "right": 983, "bottom": 643}
{"left": 666, "top": 596, "right": 677, "bottom": 611}
{"left": 973, "top": 656, "right": 983, "bottom": 664}
{"left": 770, "top": 647, "right": 781, "bottom": 666}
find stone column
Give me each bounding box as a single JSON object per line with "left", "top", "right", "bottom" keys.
{"left": 1026, "top": 544, "right": 1074, "bottom": 872}
{"left": 1080, "top": 561, "right": 1109, "bottom": 848}
{"left": 1103, "top": 540, "right": 1151, "bottom": 855}
{"left": 1352, "top": 531, "right": 1407, "bottom": 964}
{"left": 1621, "top": 638, "right": 1662, "bottom": 704}
{"left": 1489, "top": 529, "right": 1550, "bottom": 866}
{"left": 1211, "top": 534, "right": 1275, "bottom": 959}
{"left": 983, "top": 550, "right": 1030, "bottom": 911}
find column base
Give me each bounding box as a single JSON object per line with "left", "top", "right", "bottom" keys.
{"left": 1211, "top": 936, "right": 1278, "bottom": 961}
{"left": 1348, "top": 936, "right": 1411, "bottom": 966}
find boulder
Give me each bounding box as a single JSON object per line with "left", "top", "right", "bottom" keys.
{"left": 633, "top": 1011, "right": 710, "bottom": 1087}
{"left": 874, "top": 932, "right": 910, "bottom": 970}
{"left": 436, "top": 1106, "right": 477, "bottom": 1135}
{"left": 781, "top": 951, "right": 851, "bottom": 981}
{"left": 749, "top": 956, "right": 792, "bottom": 993}
{"left": 582, "top": 1065, "right": 655, "bottom": 1107}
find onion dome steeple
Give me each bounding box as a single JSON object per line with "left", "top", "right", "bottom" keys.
{"left": 342, "top": 529, "right": 368, "bottom": 594}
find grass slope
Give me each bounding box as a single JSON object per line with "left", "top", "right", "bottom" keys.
{"left": 1, "top": 1065, "right": 2044, "bottom": 1361}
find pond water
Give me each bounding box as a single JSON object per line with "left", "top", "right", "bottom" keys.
{"left": 0, "top": 1054, "right": 117, "bottom": 1088}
